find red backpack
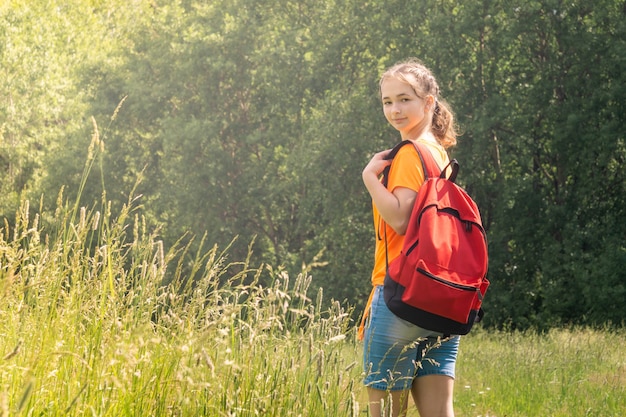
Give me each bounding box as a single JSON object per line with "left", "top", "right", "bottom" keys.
{"left": 382, "top": 140, "right": 489, "bottom": 335}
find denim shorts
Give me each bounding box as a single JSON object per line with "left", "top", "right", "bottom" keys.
{"left": 363, "top": 286, "right": 460, "bottom": 391}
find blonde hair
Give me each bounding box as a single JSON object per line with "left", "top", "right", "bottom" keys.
{"left": 380, "top": 58, "right": 458, "bottom": 148}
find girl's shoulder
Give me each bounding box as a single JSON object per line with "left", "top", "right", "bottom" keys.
{"left": 388, "top": 143, "right": 425, "bottom": 191}
{"left": 393, "top": 141, "right": 421, "bottom": 161}
{"left": 415, "top": 139, "right": 450, "bottom": 167}
{"left": 393, "top": 139, "right": 447, "bottom": 165}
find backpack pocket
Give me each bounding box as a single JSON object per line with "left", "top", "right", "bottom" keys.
{"left": 403, "top": 263, "right": 484, "bottom": 323}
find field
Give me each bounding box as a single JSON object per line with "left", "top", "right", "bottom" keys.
{"left": 453, "top": 327, "right": 626, "bottom": 417}
{"left": 1, "top": 200, "right": 624, "bottom": 416}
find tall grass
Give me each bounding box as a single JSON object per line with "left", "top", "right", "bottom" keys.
{"left": 2, "top": 197, "right": 624, "bottom": 417}
{"left": 0, "top": 194, "right": 362, "bottom": 416}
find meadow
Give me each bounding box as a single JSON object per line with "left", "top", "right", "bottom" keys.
{"left": 1, "top": 197, "right": 624, "bottom": 416}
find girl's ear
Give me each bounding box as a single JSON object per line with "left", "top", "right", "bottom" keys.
{"left": 424, "top": 95, "right": 436, "bottom": 113}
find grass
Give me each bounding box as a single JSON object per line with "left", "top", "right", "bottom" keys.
{"left": 0, "top": 195, "right": 362, "bottom": 416}
{"left": 454, "top": 327, "right": 626, "bottom": 417}
{"left": 0, "top": 197, "right": 624, "bottom": 416}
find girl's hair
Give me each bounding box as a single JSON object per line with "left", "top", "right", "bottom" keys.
{"left": 380, "top": 58, "right": 458, "bottom": 148}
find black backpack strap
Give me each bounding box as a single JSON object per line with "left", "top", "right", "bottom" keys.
{"left": 380, "top": 140, "right": 412, "bottom": 188}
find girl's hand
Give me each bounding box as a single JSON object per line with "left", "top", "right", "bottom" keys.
{"left": 362, "top": 149, "right": 392, "bottom": 178}
{"left": 362, "top": 147, "right": 417, "bottom": 235}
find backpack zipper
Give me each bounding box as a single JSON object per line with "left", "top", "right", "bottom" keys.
{"left": 416, "top": 267, "right": 480, "bottom": 293}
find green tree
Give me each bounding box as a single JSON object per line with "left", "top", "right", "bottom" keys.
{"left": 8, "top": 0, "right": 626, "bottom": 328}
{"left": 0, "top": 1, "right": 91, "bottom": 217}
{"left": 438, "top": 0, "right": 626, "bottom": 328}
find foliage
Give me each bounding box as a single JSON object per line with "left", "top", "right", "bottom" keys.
{"left": 1, "top": 0, "right": 625, "bottom": 328}
{"left": 0, "top": 0, "right": 89, "bottom": 214}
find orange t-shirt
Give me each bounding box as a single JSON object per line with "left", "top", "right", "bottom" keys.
{"left": 359, "top": 139, "right": 449, "bottom": 340}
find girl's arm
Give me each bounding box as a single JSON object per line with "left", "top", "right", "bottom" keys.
{"left": 362, "top": 150, "right": 417, "bottom": 235}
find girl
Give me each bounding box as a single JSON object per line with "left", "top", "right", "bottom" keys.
{"left": 360, "top": 58, "right": 459, "bottom": 417}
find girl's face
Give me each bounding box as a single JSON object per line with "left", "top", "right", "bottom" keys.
{"left": 380, "top": 77, "right": 432, "bottom": 140}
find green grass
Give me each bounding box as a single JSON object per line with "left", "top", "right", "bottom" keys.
{"left": 0, "top": 197, "right": 624, "bottom": 416}
{"left": 454, "top": 327, "right": 626, "bottom": 417}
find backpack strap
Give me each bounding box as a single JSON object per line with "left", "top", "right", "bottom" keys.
{"left": 381, "top": 140, "right": 445, "bottom": 185}
{"left": 381, "top": 140, "right": 444, "bottom": 269}
{"left": 414, "top": 142, "right": 460, "bottom": 183}
{"left": 412, "top": 142, "right": 443, "bottom": 180}
{"left": 381, "top": 140, "right": 412, "bottom": 187}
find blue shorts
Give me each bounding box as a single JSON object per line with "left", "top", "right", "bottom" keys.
{"left": 363, "top": 286, "right": 460, "bottom": 391}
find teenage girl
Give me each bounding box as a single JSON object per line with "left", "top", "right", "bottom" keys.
{"left": 360, "top": 58, "right": 459, "bottom": 417}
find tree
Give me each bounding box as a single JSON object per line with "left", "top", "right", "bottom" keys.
{"left": 441, "top": 0, "right": 626, "bottom": 328}
{"left": 6, "top": 0, "right": 626, "bottom": 328}
{"left": 0, "top": 1, "right": 94, "bottom": 218}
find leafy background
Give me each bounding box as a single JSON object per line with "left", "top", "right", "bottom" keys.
{"left": 1, "top": 0, "right": 625, "bottom": 329}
